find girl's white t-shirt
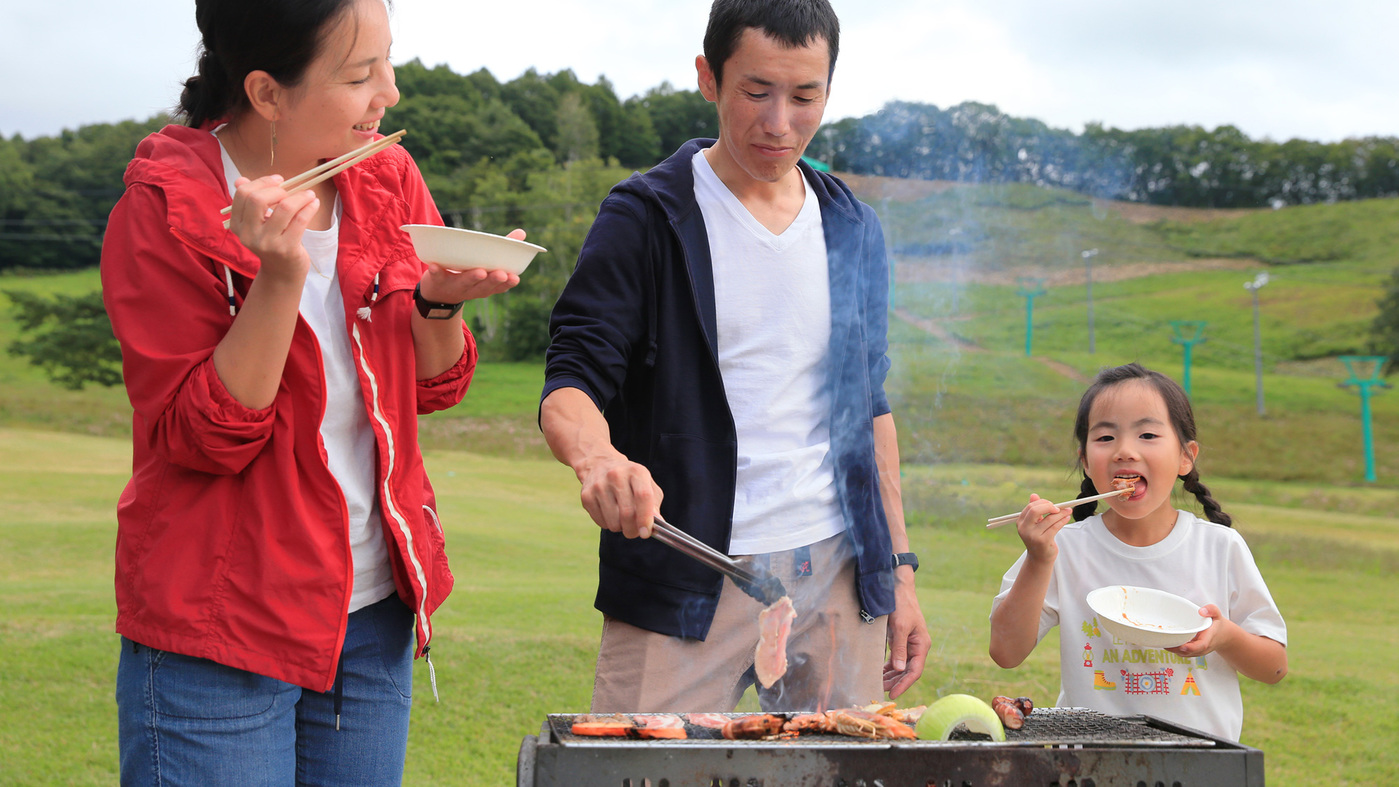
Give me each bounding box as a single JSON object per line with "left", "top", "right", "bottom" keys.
{"left": 992, "top": 510, "right": 1288, "bottom": 741}
{"left": 692, "top": 150, "right": 844, "bottom": 555}
{"left": 220, "top": 141, "right": 395, "bottom": 613}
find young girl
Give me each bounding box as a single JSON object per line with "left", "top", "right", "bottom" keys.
{"left": 988, "top": 363, "right": 1287, "bottom": 741}
{"left": 103, "top": 0, "right": 520, "bottom": 782}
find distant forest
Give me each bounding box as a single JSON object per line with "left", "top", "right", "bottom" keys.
{"left": 4, "top": 59, "right": 1399, "bottom": 359}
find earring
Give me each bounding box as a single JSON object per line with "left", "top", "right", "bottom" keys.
{"left": 270, "top": 119, "right": 277, "bottom": 170}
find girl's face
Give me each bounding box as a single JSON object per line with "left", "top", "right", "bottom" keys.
{"left": 1081, "top": 380, "right": 1199, "bottom": 540}
{"left": 274, "top": 0, "right": 399, "bottom": 171}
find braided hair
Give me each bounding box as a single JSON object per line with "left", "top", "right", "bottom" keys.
{"left": 1069, "top": 362, "right": 1232, "bottom": 527}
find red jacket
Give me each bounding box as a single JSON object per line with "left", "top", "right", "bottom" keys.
{"left": 102, "top": 124, "right": 465, "bottom": 691}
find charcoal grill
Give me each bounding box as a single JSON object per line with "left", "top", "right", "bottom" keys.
{"left": 516, "top": 708, "right": 1264, "bottom": 786}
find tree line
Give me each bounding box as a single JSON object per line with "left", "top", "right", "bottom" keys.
{"left": 810, "top": 101, "right": 1399, "bottom": 209}
{"left": 5, "top": 59, "right": 1399, "bottom": 379}
{"left": 7, "top": 60, "right": 1399, "bottom": 277}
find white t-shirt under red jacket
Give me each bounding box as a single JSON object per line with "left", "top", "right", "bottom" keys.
{"left": 220, "top": 140, "right": 395, "bottom": 613}
{"left": 992, "top": 510, "right": 1287, "bottom": 741}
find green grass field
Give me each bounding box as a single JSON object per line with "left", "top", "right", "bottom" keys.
{"left": 2, "top": 429, "right": 1395, "bottom": 785}
{"left": 3, "top": 184, "right": 1399, "bottom": 784}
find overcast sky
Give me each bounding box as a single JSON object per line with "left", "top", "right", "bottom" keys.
{"left": 6, "top": 0, "right": 1398, "bottom": 143}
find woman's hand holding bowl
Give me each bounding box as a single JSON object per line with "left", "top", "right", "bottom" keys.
{"left": 417, "top": 228, "right": 527, "bottom": 304}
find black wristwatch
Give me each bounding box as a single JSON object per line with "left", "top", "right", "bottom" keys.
{"left": 891, "top": 552, "right": 919, "bottom": 573}
{"left": 413, "top": 283, "right": 465, "bottom": 320}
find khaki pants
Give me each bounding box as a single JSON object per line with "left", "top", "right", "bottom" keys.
{"left": 590, "top": 533, "right": 887, "bottom": 713}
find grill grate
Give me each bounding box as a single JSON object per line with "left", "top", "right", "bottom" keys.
{"left": 951, "top": 706, "right": 1214, "bottom": 748}
{"left": 546, "top": 707, "right": 1212, "bottom": 748}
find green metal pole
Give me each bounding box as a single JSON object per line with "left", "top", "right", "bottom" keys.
{"left": 1182, "top": 343, "right": 1194, "bottom": 398}
{"left": 1017, "top": 278, "right": 1046, "bottom": 358}
{"left": 1025, "top": 297, "right": 1034, "bottom": 356}
{"left": 1339, "top": 355, "right": 1388, "bottom": 483}
{"left": 1169, "top": 321, "right": 1207, "bottom": 399}
{"left": 1360, "top": 384, "right": 1377, "bottom": 483}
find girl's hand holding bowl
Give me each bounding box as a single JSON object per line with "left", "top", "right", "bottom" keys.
{"left": 1165, "top": 604, "right": 1226, "bottom": 658}
{"left": 1086, "top": 585, "right": 1211, "bottom": 650}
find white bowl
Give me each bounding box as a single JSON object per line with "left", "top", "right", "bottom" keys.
{"left": 1086, "top": 585, "right": 1209, "bottom": 649}
{"left": 400, "top": 225, "right": 546, "bottom": 274}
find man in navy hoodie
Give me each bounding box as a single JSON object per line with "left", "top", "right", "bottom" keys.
{"left": 541, "top": 0, "right": 929, "bottom": 712}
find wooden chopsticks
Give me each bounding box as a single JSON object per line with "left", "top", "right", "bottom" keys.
{"left": 985, "top": 486, "right": 1134, "bottom": 529}
{"left": 220, "top": 129, "right": 406, "bottom": 228}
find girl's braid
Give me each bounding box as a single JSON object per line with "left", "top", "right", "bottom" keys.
{"left": 1071, "top": 474, "right": 1099, "bottom": 521}
{"left": 1181, "top": 468, "right": 1232, "bottom": 527}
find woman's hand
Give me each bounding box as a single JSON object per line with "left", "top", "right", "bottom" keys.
{"left": 416, "top": 228, "right": 526, "bottom": 304}
{"left": 1016, "top": 493, "right": 1073, "bottom": 564}
{"left": 226, "top": 176, "right": 318, "bottom": 282}
{"left": 410, "top": 229, "right": 527, "bottom": 380}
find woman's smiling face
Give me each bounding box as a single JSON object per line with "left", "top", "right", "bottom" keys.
{"left": 273, "top": 0, "right": 399, "bottom": 171}
{"left": 1081, "top": 379, "right": 1199, "bottom": 540}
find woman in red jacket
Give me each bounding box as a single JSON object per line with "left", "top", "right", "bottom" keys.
{"left": 102, "top": 0, "right": 519, "bottom": 783}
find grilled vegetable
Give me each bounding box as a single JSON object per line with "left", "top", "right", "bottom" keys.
{"left": 920, "top": 695, "right": 1007, "bottom": 742}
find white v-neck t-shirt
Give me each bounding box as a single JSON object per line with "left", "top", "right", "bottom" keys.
{"left": 692, "top": 150, "right": 843, "bottom": 555}
{"left": 219, "top": 140, "right": 394, "bottom": 613}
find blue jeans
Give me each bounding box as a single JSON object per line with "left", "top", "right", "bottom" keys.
{"left": 117, "top": 594, "right": 414, "bottom": 786}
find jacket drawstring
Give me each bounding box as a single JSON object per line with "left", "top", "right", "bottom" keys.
{"left": 224, "top": 269, "right": 380, "bottom": 322}
{"left": 223, "top": 265, "right": 237, "bottom": 316}
{"left": 356, "top": 273, "right": 380, "bottom": 321}
{"left": 424, "top": 646, "right": 440, "bottom": 703}
{"left": 331, "top": 654, "right": 345, "bottom": 731}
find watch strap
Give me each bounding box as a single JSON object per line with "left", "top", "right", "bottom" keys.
{"left": 891, "top": 552, "right": 919, "bottom": 572}
{"left": 413, "top": 283, "right": 465, "bottom": 320}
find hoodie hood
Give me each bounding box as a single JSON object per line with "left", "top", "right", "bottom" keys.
{"left": 122, "top": 124, "right": 264, "bottom": 277}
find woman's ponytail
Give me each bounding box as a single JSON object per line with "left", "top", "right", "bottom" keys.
{"left": 178, "top": 49, "right": 232, "bottom": 128}
{"left": 1181, "top": 468, "right": 1232, "bottom": 527}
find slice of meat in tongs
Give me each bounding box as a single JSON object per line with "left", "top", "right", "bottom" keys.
{"left": 648, "top": 515, "right": 787, "bottom": 604}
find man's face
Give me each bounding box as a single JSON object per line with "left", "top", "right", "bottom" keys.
{"left": 697, "top": 28, "right": 830, "bottom": 186}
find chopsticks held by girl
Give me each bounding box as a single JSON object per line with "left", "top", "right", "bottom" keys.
{"left": 102, "top": 1, "right": 523, "bottom": 783}
{"left": 987, "top": 363, "right": 1287, "bottom": 742}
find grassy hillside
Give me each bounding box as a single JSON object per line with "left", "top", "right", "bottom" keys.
{"left": 3, "top": 180, "right": 1398, "bottom": 486}
{"left": 857, "top": 179, "right": 1399, "bottom": 487}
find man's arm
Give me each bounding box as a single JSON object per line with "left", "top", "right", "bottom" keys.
{"left": 874, "top": 412, "right": 930, "bottom": 699}
{"left": 540, "top": 386, "right": 662, "bottom": 539}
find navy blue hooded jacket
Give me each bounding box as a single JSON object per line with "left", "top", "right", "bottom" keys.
{"left": 543, "top": 139, "right": 897, "bottom": 639}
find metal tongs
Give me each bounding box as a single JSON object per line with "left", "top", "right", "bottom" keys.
{"left": 648, "top": 515, "right": 787, "bottom": 605}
